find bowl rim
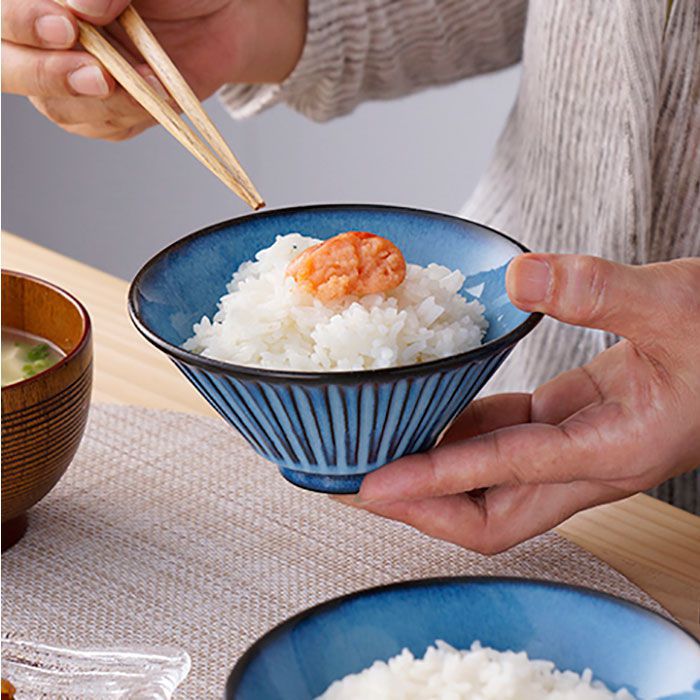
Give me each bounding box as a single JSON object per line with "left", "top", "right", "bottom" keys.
{"left": 1, "top": 269, "right": 92, "bottom": 393}
{"left": 225, "top": 575, "right": 700, "bottom": 697}
{"left": 128, "top": 204, "right": 543, "bottom": 383}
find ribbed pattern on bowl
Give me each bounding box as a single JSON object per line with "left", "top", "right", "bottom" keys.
{"left": 2, "top": 365, "right": 92, "bottom": 520}
{"left": 173, "top": 348, "right": 510, "bottom": 493}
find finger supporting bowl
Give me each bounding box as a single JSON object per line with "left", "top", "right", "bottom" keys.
{"left": 129, "top": 205, "right": 541, "bottom": 493}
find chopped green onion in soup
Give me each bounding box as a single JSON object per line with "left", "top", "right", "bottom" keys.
{"left": 1, "top": 329, "right": 64, "bottom": 387}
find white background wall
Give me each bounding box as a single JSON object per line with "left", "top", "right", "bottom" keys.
{"left": 2, "top": 66, "right": 519, "bottom": 279}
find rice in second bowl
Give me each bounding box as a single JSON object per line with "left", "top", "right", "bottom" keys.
{"left": 316, "top": 641, "right": 636, "bottom": 700}
{"left": 183, "top": 233, "right": 487, "bottom": 371}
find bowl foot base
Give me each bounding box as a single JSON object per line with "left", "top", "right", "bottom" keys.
{"left": 278, "top": 468, "right": 363, "bottom": 494}
{"left": 2, "top": 513, "right": 28, "bottom": 552}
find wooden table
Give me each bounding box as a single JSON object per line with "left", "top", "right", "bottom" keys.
{"left": 3, "top": 231, "right": 699, "bottom": 638}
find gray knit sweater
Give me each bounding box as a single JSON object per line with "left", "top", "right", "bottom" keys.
{"left": 221, "top": 0, "right": 700, "bottom": 513}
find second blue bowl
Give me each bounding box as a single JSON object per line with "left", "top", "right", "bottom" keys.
{"left": 225, "top": 578, "right": 700, "bottom": 699}
{"left": 128, "top": 205, "right": 541, "bottom": 493}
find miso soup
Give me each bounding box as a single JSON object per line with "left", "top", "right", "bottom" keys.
{"left": 1, "top": 328, "right": 64, "bottom": 387}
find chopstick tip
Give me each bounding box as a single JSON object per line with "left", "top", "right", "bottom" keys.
{"left": 253, "top": 200, "right": 266, "bottom": 211}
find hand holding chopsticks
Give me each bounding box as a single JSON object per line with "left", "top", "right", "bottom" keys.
{"left": 55, "top": 2, "right": 264, "bottom": 210}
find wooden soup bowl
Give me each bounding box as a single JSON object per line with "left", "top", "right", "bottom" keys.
{"left": 2, "top": 270, "right": 93, "bottom": 550}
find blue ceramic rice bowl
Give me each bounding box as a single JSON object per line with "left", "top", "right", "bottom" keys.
{"left": 225, "top": 577, "right": 700, "bottom": 699}
{"left": 128, "top": 205, "right": 541, "bottom": 493}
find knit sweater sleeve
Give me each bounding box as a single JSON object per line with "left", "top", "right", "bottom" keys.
{"left": 219, "top": 0, "right": 527, "bottom": 122}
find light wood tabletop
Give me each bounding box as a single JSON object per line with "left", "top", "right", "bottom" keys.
{"left": 3, "top": 231, "right": 699, "bottom": 638}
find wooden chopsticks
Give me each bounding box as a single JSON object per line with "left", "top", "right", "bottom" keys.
{"left": 61, "top": 3, "right": 264, "bottom": 210}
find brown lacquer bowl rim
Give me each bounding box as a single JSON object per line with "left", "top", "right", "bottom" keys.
{"left": 1, "top": 269, "right": 92, "bottom": 395}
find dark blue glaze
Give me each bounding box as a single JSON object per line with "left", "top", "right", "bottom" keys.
{"left": 129, "top": 205, "right": 542, "bottom": 493}
{"left": 225, "top": 578, "right": 700, "bottom": 700}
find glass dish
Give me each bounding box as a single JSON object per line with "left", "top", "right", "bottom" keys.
{"left": 1, "top": 639, "right": 190, "bottom": 699}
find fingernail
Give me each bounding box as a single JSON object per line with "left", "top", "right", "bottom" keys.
{"left": 68, "top": 65, "right": 109, "bottom": 96}
{"left": 510, "top": 257, "right": 551, "bottom": 305}
{"left": 329, "top": 494, "right": 367, "bottom": 506}
{"left": 145, "top": 74, "right": 170, "bottom": 100}
{"left": 35, "top": 16, "right": 75, "bottom": 47}
{"left": 66, "top": 0, "right": 111, "bottom": 18}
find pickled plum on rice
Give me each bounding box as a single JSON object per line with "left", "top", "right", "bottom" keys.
{"left": 286, "top": 231, "right": 407, "bottom": 302}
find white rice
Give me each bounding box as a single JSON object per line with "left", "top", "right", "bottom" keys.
{"left": 183, "top": 234, "right": 487, "bottom": 371}
{"left": 316, "top": 641, "right": 636, "bottom": 700}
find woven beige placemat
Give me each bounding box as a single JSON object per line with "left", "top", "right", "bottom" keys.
{"left": 2, "top": 405, "right": 668, "bottom": 697}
